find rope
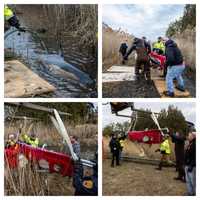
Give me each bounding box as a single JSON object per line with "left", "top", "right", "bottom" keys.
{"left": 132, "top": 112, "right": 138, "bottom": 131}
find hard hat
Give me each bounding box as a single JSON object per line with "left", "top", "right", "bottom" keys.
{"left": 8, "top": 133, "right": 15, "bottom": 139}
{"left": 164, "top": 134, "right": 170, "bottom": 138}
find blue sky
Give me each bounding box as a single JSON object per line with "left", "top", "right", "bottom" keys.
{"left": 102, "top": 102, "right": 196, "bottom": 127}
{"left": 102, "top": 4, "right": 185, "bottom": 41}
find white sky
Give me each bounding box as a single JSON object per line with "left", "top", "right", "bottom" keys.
{"left": 102, "top": 4, "right": 185, "bottom": 41}
{"left": 102, "top": 102, "right": 196, "bottom": 127}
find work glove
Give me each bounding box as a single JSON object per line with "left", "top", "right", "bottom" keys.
{"left": 187, "top": 166, "right": 193, "bottom": 173}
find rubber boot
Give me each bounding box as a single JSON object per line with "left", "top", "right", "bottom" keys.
{"left": 144, "top": 71, "right": 151, "bottom": 81}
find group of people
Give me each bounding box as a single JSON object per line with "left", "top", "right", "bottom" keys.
{"left": 119, "top": 36, "right": 186, "bottom": 97}
{"left": 108, "top": 129, "right": 196, "bottom": 196}
{"left": 6, "top": 131, "right": 39, "bottom": 150}
{"left": 156, "top": 131, "right": 196, "bottom": 196}
{"left": 6, "top": 130, "right": 98, "bottom": 196}
{"left": 109, "top": 133, "right": 126, "bottom": 167}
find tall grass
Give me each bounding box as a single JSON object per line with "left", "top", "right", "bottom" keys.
{"left": 5, "top": 121, "right": 97, "bottom": 150}
{"left": 172, "top": 27, "right": 196, "bottom": 72}
{"left": 102, "top": 24, "right": 135, "bottom": 70}
{"left": 5, "top": 161, "right": 74, "bottom": 195}
{"left": 14, "top": 5, "right": 98, "bottom": 55}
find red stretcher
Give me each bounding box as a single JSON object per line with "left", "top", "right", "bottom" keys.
{"left": 149, "top": 51, "right": 166, "bottom": 70}
{"left": 128, "top": 129, "right": 163, "bottom": 144}
{"left": 5, "top": 143, "right": 74, "bottom": 177}
{"left": 5, "top": 145, "right": 20, "bottom": 169}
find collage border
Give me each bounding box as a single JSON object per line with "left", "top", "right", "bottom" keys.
{"left": 1, "top": 0, "right": 199, "bottom": 198}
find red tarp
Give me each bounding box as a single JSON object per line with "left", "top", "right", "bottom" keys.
{"left": 5, "top": 143, "right": 74, "bottom": 177}
{"left": 149, "top": 52, "right": 166, "bottom": 70}
{"left": 128, "top": 129, "right": 163, "bottom": 144}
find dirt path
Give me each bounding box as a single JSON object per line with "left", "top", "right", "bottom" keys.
{"left": 102, "top": 69, "right": 195, "bottom": 98}
{"left": 103, "top": 159, "right": 186, "bottom": 196}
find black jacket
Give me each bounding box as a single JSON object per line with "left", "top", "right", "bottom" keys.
{"left": 8, "top": 15, "right": 20, "bottom": 29}
{"left": 119, "top": 43, "right": 128, "bottom": 56}
{"left": 185, "top": 139, "right": 196, "bottom": 167}
{"left": 171, "top": 133, "right": 185, "bottom": 163}
{"left": 109, "top": 138, "right": 120, "bottom": 153}
{"left": 124, "top": 38, "right": 151, "bottom": 61}
{"left": 165, "top": 39, "right": 183, "bottom": 67}
{"left": 73, "top": 161, "right": 98, "bottom": 196}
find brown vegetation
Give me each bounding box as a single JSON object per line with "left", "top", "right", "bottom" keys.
{"left": 5, "top": 162, "right": 74, "bottom": 195}
{"left": 173, "top": 28, "right": 196, "bottom": 71}
{"left": 5, "top": 121, "right": 97, "bottom": 152}
{"left": 102, "top": 23, "right": 135, "bottom": 70}
{"left": 10, "top": 5, "right": 98, "bottom": 80}
{"left": 166, "top": 5, "right": 196, "bottom": 73}
{"left": 15, "top": 5, "right": 98, "bottom": 54}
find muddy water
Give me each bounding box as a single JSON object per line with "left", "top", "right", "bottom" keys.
{"left": 5, "top": 29, "right": 97, "bottom": 98}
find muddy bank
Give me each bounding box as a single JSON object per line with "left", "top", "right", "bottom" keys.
{"left": 103, "top": 79, "right": 160, "bottom": 98}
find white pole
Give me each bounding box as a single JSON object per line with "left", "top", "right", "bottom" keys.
{"left": 53, "top": 109, "right": 78, "bottom": 161}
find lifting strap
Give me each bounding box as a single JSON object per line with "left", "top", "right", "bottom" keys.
{"left": 150, "top": 113, "right": 164, "bottom": 136}
{"left": 128, "top": 110, "right": 167, "bottom": 136}
{"left": 50, "top": 109, "right": 78, "bottom": 161}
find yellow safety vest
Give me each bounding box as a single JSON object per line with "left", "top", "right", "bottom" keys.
{"left": 153, "top": 41, "right": 165, "bottom": 53}
{"left": 4, "top": 6, "right": 14, "bottom": 21}
{"left": 6, "top": 140, "right": 19, "bottom": 150}
{"left": 22, "top": 134, "right": 39, "bottom": 147}
{"left": 7, "top": 139, "right": 16, "bottom": 147}
{"left": 119, "top": 139, "right": 125, "bottom": 148}
{"left": 160, "top": 139, "right": 171, "bottom": 154}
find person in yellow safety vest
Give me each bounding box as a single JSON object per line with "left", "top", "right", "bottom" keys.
{"left": 5, "top": 133, "right": 20, "bottom": 150}
{"left": 4, "top": 5, "right": 21, "bottom": 31}
{"left": 21, "top": 132, "right": 39, "bottom": 148}
{"left": 118, "top": 133, "right": 126, "bottom": 162}
{"left": 155, "top": 134, "right": 171, "bottom": 170}
{"left": 153, "top": 36, "right": 165, "bottom": 55}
